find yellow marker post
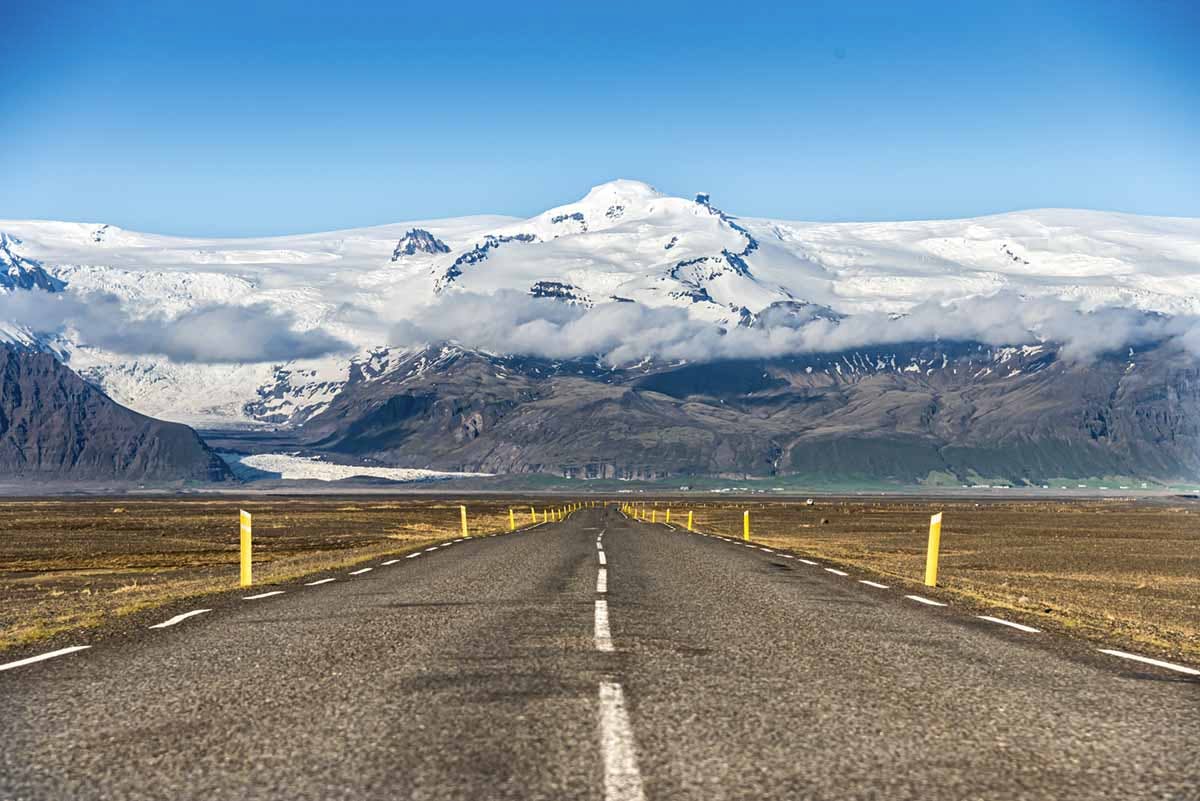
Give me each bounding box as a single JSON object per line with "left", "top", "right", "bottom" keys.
{"left": 530, "top": 506, "right": 537, "bottom": 523}
{"left": 460, "top": 505, "right": 469, "bottom": 538}
{"left": 687, "top": 511, "right": 693, "bottom": 531}
{"left": 665, "top": 509, "right": 671, "bottom": 524}
{"left": 509, "top": 508, "right": 516, "bottom": 531}
{"left": 543, "top": 509, "right": 548, "bottom": 523}
{"left": 925, "top": 512, "right": 943, "bottom": 587}
{"left": 239, "top": 510, "right": 253, "bottom": 587}
{"left": 743, "top": 510, "right": 751, "bottom": 541}
{"left": 652, "top": 509, "right": 657, "bottom": 523}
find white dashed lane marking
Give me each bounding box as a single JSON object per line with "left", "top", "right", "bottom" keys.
{"left": 148, "top": 609, "right": 211, "bottom": 629}
{"left": 243, "top": 591, "right": 286, "bottom": 601}
{"left": 405, "top": 553, "right": 422, "bottom": 559}
{"left": 978, "top": 615, "right": 1040, "bottom": 633}
{"left": 381, "top": 559, "right": 400, "bottom": 566}
{"left": 905, "top": 595, "right": 947, "bottom": 607}
{"left": 1098, "top": 649, "right": 1200, "bottom": 676}
{"left": 305, "top": 578, "right": 337, "bottom": 586}
{"left": 349, "top": 567, "right": 373, "bottom": 576}
{"left": 0, "top": 645, "right": 91, "bottom": 673}
{"left": 597, "top": 568, "right": 608, "bottom": 594}
{"left": 598, "top": 681, "right": 647, "bottom": 801}
{"left": 824, "top": 568, "right": 849, "bottom": 577}
{"left": 859, "top": 580, "right": 889, "bottom": 589}
{"left": 599, "top": 551, "right": 607, "bottom": 566}
{"left": 799, "top": 559, "right": 819, "bottom": 566}
{"left": 594, "top": 600, "right": 614, "bottom": 652}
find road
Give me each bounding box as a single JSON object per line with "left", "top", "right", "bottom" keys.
{"left": 2, "top": 507, "right": 1197, "bottom": 800}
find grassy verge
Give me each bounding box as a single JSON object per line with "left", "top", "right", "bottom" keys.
{"left": 0, "top": 497, "right": 539, "bottom": 652}
{"left": 635, "top": 497, "right": 1200, "bottom": 663}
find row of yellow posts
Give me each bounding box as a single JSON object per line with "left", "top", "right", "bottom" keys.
{"left": 618, "top": 503, "right": 946, "bottom": 588}
{"left": 239, "top": 501, "right": 944, "bottom": 590}
{"left": 236, "top": 501, "right": 598, "bottom": 587}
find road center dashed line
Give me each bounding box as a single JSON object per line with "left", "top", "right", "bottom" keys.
{"left": 594, "top": 600, "right": 614, "bottom": 652}
{"left": 242, "top": 590, "right": 286, "bottom": 600}
{"left": 381, "top": 559, "right": 400, "bottom": 566}
{"left": 0, "top": 645, "right": 91, "bottom": 673}
{"left": 905, "top": 594, "right": 947, "bottom": 607}
{"left": 148, "top": 609, "right": 211, "bottom": 629}
{"left": 598, "top": 681, "right": 647, "bottom": 801}
{"left": 599, "top": 551, "right": 607, "bottom": 566}
{"left": 597, "top": 568, "right": 608, "bottom": 594}
{"left": 859, "top": 580, "right": 889, "bottom": 589}
{"left": 1098, "top": 649, "right": 1200, "bottom": 676}
{"left": 405, "top": 552, "right": 422, "bottom": 559}
{"left": 824, "top": 568, "right": 849, "bottom": 577}
{"left": 799, "top": 559, "right": 819, "bottom": 566}
{"left": 349, "top": 567, "right": 373, "bottom": 575}
{"left": 305, "top": 578, "right": 337, "bottom": 586}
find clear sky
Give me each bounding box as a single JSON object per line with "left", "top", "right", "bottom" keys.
{"left": 3, "top": 0, "right": 1197, "bottom": 236}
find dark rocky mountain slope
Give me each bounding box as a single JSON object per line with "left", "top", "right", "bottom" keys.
{"left": 0, "top": 345, "right": 232, "bottom": 482}
{"left": 295, "top": 341, "right": 1200, "bottom": 484}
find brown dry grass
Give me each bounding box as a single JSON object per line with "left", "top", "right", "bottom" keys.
{"left": 635, "top": 497, "right": 1200, "bottom": 663}
{"left": 0, "top": 497, "right": 547, "bottom": 651}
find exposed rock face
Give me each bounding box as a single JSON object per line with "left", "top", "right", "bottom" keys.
{"left": 390, "top": 228, "right": 450, "bottom": 261}
{"left": 295, "top": 342, "right": 1200, "bottom": 484}
{"left": 0, "top": 346, "right": 233, "bottom": 482}
{"left": 0, "top": 234, "right": 65, "bottom": 292}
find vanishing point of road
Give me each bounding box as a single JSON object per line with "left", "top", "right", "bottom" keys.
{"left": 2, "top": 507, "right": 1197, "bottom": 800}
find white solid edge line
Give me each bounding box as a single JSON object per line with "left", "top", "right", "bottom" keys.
{"left": 905, "top": 594, "right": 947, "bottom": 607}
{"left": 305, "top": 578, "right": 337, "bottom": 586}
{"left": 243, "top": 590, "right": 286, "bottom": 600}
{"left": 595, "top": 600, "right": 614, "bottom": 652}
{"left": 859, "top": 580, "right": 889, "bottom": 589}
{"left": 405, "top": 552, "right": 422, "bottom": 559}
{"left": 1098, "top": 649, "right": 1200, "bottom": 676}
{"left": 598, "top": 681, "right": 647, "bottom": 801}
{"left": 349, "top": 567, "right": 373, "bottom": 575}
{"left": 0, "top": 645, "right": 91, "bottom": 673}
{"left": 148, "top": 609, "right": 211, "bottom": 629}
{"left": 824, "top": 568, "right": 849, "bottom": 576}
{"left": 978, "top": 615, "right": 1041, "bottom": 633}
{"left": 597, "top": 568, "right": 608, "bottom": 594}
{"left": 599, "top": 551, "right": 607, "bottom": 565}
{"left": 381, "top": 559, "right": 400, "bottom": 565}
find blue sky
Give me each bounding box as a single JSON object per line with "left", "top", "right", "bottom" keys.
{"left": 3, "top": 0, "right": 1197, "bottom": 236}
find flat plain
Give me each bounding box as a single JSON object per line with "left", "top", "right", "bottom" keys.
{"left": 2, "top": 495, "right": 1197, "bottom": 665}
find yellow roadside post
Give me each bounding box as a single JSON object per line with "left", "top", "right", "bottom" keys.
{"left": 665, "top": 509, "right": 671, "bottom": 524}
{"left": 460, "top": 505, "right": 469, "bottom": 538}
{"left": 509, "top": 508, "right": 516, "bottom": 531}
{"left": 530, "top": 506, "right": 537, "bottom": 523}
{"left": 925, "top": 512, "right": 943, "bottom": 587}
{"left": 239, "top": 510, "right": 253, "bottom": 587}
{"left": 743, "top": 510, "right": 751, "bottom": 541}
{"left": 652, "top": 509, "right": 657, "bottom": 523}
{"left": 687, "top": 511, "right": 694, "bottom": 531}
{"left": 543, "top": 509, "right": 548, "bottom": 523}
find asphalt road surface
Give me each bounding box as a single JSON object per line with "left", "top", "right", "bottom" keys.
{"left": 2, "top": 507, "right": 1197, "bottom": 800}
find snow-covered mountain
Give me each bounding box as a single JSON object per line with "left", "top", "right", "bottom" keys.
{"left": 2, "top": 179, "right": 1199, "bottom": 428}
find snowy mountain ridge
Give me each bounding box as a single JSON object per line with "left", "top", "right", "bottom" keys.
{"left": 2, "top": 179, "right": 1199, "bottom": 427}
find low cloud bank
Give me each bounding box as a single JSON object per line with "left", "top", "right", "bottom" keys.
{"left": 389, "top": 290, "right": 1200, "bottom": 364}
{"left": 2, "top": 291, "right": 352, "bottom": 363}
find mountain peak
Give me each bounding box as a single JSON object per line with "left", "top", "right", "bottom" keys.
{"left": 578, "top": 179, "right": 664, "bottom": 207}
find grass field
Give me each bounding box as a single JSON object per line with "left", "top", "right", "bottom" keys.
{"left": 664, "top": 497, "right": 1200, "bottom": 663}
{"left": 0, "top": 497, "right": 547, "bottom": 651}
